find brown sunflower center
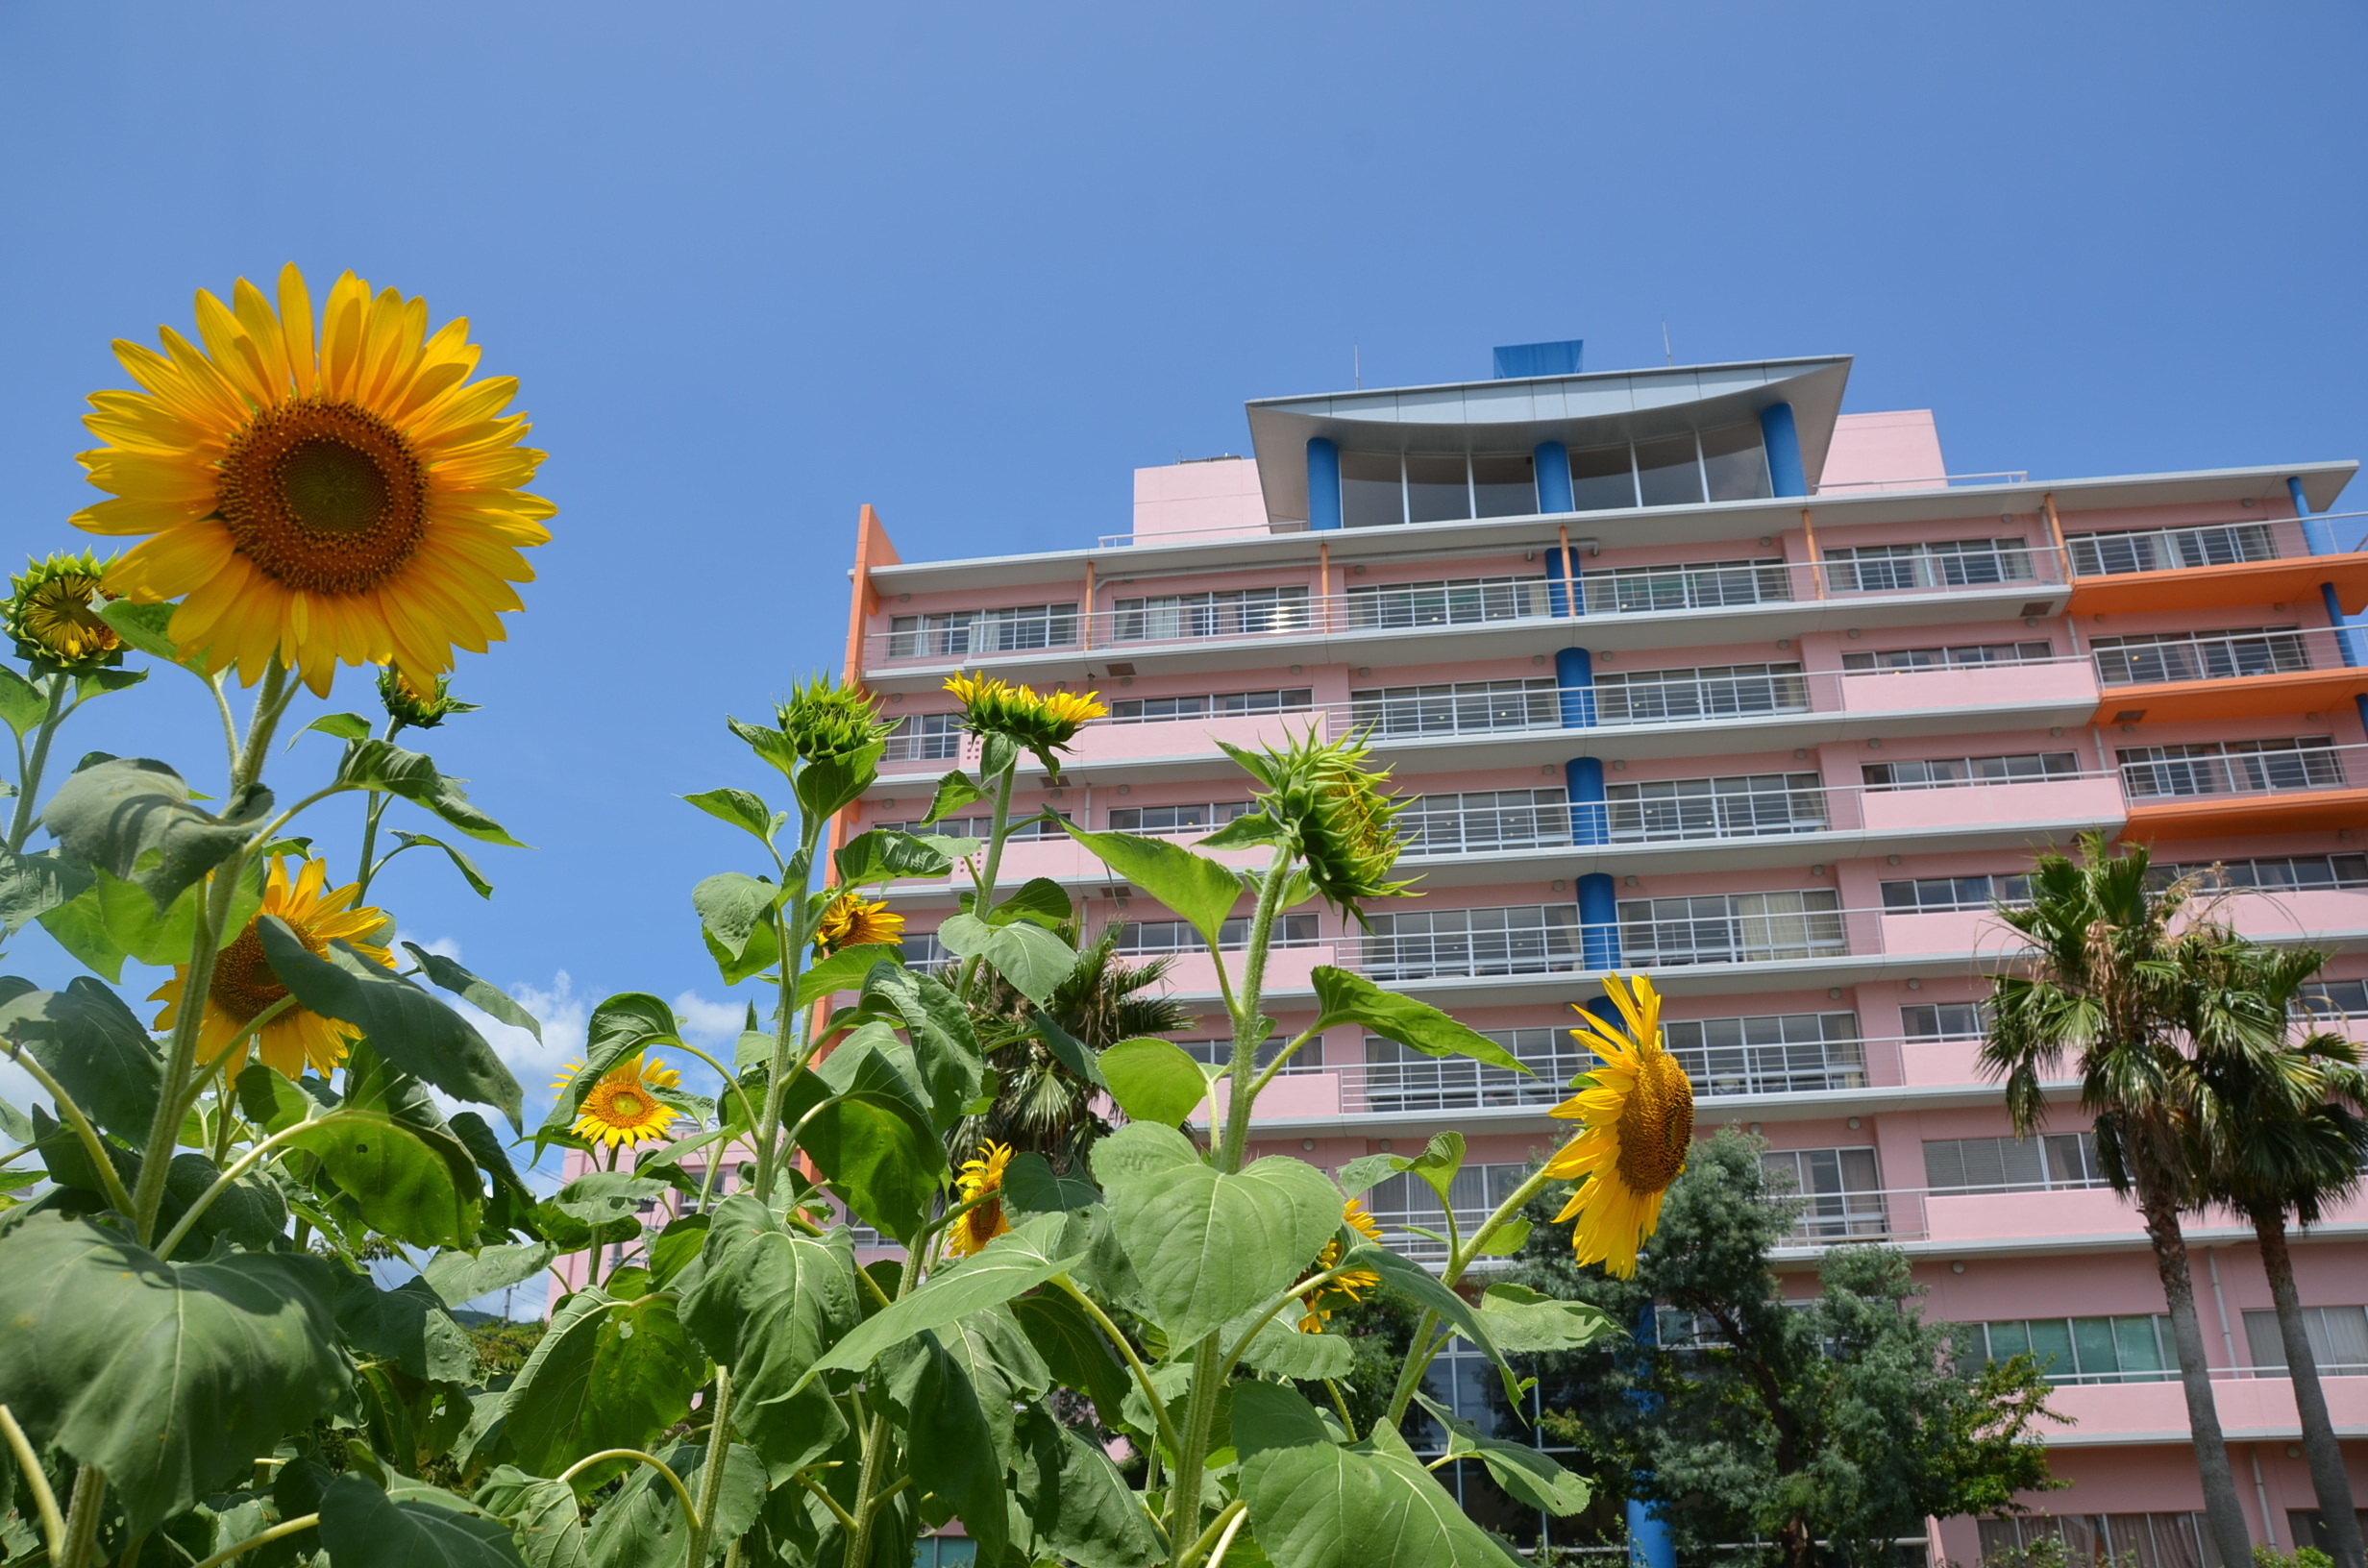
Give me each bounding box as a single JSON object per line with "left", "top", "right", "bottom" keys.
{"left": 1613, "top": 1049, "right": 1696, "bottom": 1196}
{"left": 216, "top": 397, "right": 429, "bottom": 594}
{"left": 211, "top": 922, "right": 292, "bottom": 1024}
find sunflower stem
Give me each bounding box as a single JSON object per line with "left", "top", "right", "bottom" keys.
{"left": 154, "top": 1114, "right": 346, "bottom": 1262}
{"left": 953, "top": 762, "right": 1019, "bottom": 1005}
{"left": 752, "top": 805, "right": 826, "bottom": 1205}
{"left": 685, "top": 1365, "right": 734, "bottom": 1568}
{"left": 5, "top": 674, "right": 68, "bottom": 853}
{"left": 59, "top": 1464, "right": 109, "bottom": 1568}
{"left": 4, "top": 1042, "right": 135, "bottom": 1220}
{"left": 1217, "top": 844, "right": 1293, "bottom": 1174}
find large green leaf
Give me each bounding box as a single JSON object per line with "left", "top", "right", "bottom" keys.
{"left": 336, "top": 1273, "right": 478, "bottom": 1383}
{"left": 318, "top": 1474, "right": 526, "bottom": 1568}
{"left": 1061, "top": 826, "right": 1243, "bottom": 947}
{"left": 286, "top": 1108, "right": 485, "bottom": 1248}
{"left": 333, "top": 739, "right": 526, "bottom": 847}
{"left": 1002, "top": 1150, "right": 1100, "bottom": 1217}
{"left": 387, "top": 831, "right": 496, "bottom": 899}
{"left": 1009, "top": 1290, "right": 1131, "bottom": 1421}
{"left": 1240, "top": 1395, "right": 1523, "bottom": 1568}
{"left": 425, "top": 1243, "right": 558, "bottom": 1311}
{"left": 800, "top": 1091, "right": 944, "bottom": 1241}
{"left": 0, "top": 975, "right": 162, "bottom": 1143}
{"left": 0, "top": 1216, "right": 349, "bottom": 1533}
{"left": 1089, "top": 1123, "right": 1341, "bottom": 1341}
{"left": 1232, "top": 1312, "right": 1356, "bottom": 1381}
{"left": 791, "top": 742, "right": 884, "bottom": 821}
{"left": 678, "top": 1195, "right": 860, "bottom": 1473}
{"left": 552, "top": 1170, "right": 669, "bottom": 1225}
{"left": 878, "top": 1311, "right": 1046, "bottom": 1564}
{"left": 1411, "top": 1391, "right": 1592, "bottom": 1514}
{"left": 403, "top": 945, "right": 540, "bottom": 1040}
{"left": 500, "top": 1288, "right": 707, "bottom": 1486}
{"left": 258, "top": 919, "right": 523, "bottom": 1127}
{"left": 833, "top": 829, "right": 957, "bottom": 888}
{"left": 794, "top": 943, "right": 901, "bottom": 1001}
{"left": 1476, "top": 1283, "right": 1618, "bottom": 1353}
{"left": 0, "top": 847, "right": 92, "bottom": 938}
{"left": 0, "top": 664, "right": 49, "bottom": 736}
{"left": 680, "top": 787, "right": 780, "bottom": 845}
{"left": 987, "top": 876, "right": 1073, "bottom": 929}
{"left": 815, "top": 1213, "right": 1081, "bottom": 1373}
{"left": 584, "top": 1441, "right": 765, "bottom": 1568}
{"left": 474, "top": 1469, "right": 588, "bottom": 1568}
{"left": 691, "top": 873, "right": 780, "bottom": 985}
{"left": 1309, "top": 968, "right": 1523, "bottom": 1071}
{"left": 1344, "top": 1243, "right": 1517, "bottom": 1395}
{"left": 42, "top": 756, "right": 270, "bottom": 909}
{"left": 931, "top": 911, "right": 1075, "bottom": 1007}
{"left": 1010, "top": 1406, "right": 1163, "bottom": 1568}
{"left": 855, "top": 963, "right": 983, "bottom": 1122}
{"left": 1098, "top": 1037, "right": 1208, "bottom": 1126}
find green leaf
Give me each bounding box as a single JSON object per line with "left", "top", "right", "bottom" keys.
{"left": 543, "top": 994, "right": 681, "bottom": 1139}
{"left": 646, "top": 1213, "right": 709, "bottom": 1288}
{"left": 692, "top": 872, "right": 780, "bottom": 986}
{"left": 1343, "top": 1242, "right": 1517, "bottom": 1395}
{"left": 833, "top": 828, "right": 956, "bottom": 888}
{"left": 1098, "top": 1037, "right": 1209, "bottom": 1126}
{"left": 1412, "top": 1390, "right": 1593, "bottom": 1514}
{"left": 801, "top": 1091, "right": 945, "bottom": 1240}
{"left": 287, "top": 1108, "right": 486, "bottom": 1248}
{"left": 74, "top": 666, "right": 146, "bottom": 699}
{"left": 389, "top": 832, "right": 496, "bottom": 898}
{"left": 1402, "top": 1130, "right": 1466, "bottom": 1207}
{"left": 680, "top": 787, "right": 778, "bottom": 845}
{"left": 500, "top": 1288, "right": 707, "bottom": 1484}
{"left": 552, "top": 1170, "right": 668, "bottom": 1225}
{"left": 95, "top": 599, "right": 197, "bottom": 667}
{"left": 1310, "top": 968, "right": 1523, "bottom": 1071}
{"left": 160, "top": 1149, "right": 286, "bottom": 1251}
{"left": 584, "top": 1441, "right": 763, "bottom": 1568}
{"left": 1011, "top": 1405, "right": 1164, "bottom": 1568}
{"left": 42, "top": 757, "right": 271, "bottom": 910}
{"left": 794, "top": 943, "right": 900, "bottom": 1000}
{"left": 988, "top": 877, "right": 1073, "bottom": 929}
{"left": 318, "top": 1474, "right": 526, "bottom": 1568}
{"left": 425, "top": 1243, "right": 558, "bottom": 1311}
{"left": 1002, "top": 1150, "right": 1100, "bottom": 1217}
{"left": 855, "top": 963, "right": 983, "bottom": 1124}
{"left": 1089, "top": 1123, "right": 1342, "bottom": 1342}
{"left": 0, "top": 847, "right": 93, "bottom": 937}
{"left": 1476, "top": 1283, "right": 1617, "bottom": 1353}
{"left": 334, "top": 739, "right": 527, "bottom": 847}
{"left": 816, "top": 1213, "right": 1080, "bottom": 1373}
{"left": 1230, "top": 1380, "right": 1337, "bottom": 1458}
{"left": 337, "top": 1273, "right": 478, "bottom": 1383}
{"left": 1232, "top": 1312, "right": 1357, "bottom": 1381}
{"left": 0, "top": 665, "right": 49, "bottom": 738}
{"left": 258, "top": 919, "right": 524, "bottom": 1128}
{"left": 1332, "top": 1153, "right": 1398, "bottom": 1200}
{"left": 1241, "top": 1418, "right": 1525, "bottom": 1568}
{"left": 931, "top": 912, "right": 1075, "bottom": 1007}
{"left": 1009, "top": 1291, "right": 1132, "bottom": 1421}
{"left": 678, "top": 1194, "right": 860, "bottom": 1472}
{"left": 1062, "top": 826, "right": 1243, "bottom": 947}
{"left": 878, "top": 1311, "right": 1045, "bottom": 1563}
{"left": 1032, "top": 1014, "right": 1108, "bottom": 1090}
{"left": 0, "top": 976, "right": 162, "bottom": 1144}
{"left": 0, "top": 1216, "right": 348, "bottom": 1534}
{"left": 0, "top": 1092, "right": 31, "bottom": 1141}
{"left": 34, "top": 880, "right": 129, "bottom": 980}
{"left": 1473, "top": 1218, "right": 1533, "bottom": 1257}
{"left": 305, "top": 712, "right": 376, "bottom": 743}
{"left": 923, "top": 769, "right": 986, "bottom": 823}
{"left": 792, "top": 743, "right": 884, "bottom": 822}
{"left": 403, "top": 943, "right": 540, "bottom": 1040}
{"left": 1198, "top": 810, "right": 1282, "bottom": 848}
{"left": 474, "top": 1469, "right": 589, "bottom": 1568}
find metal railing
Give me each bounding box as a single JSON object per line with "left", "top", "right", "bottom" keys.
{"left": 2064, "top": 520, "right": 2280, "bottom": 576}
{"left": 2091, "top": 622, "right": 2361, "bottom": 685}
{"left": 1811, "top": 470, "right": 2030, "bottom": 493}
{"left": 1252, "top": 1035, "right": 1890, "bottom": 1115}
{"left": 2119, "top": 737, "right": 2350, "bottom": 802}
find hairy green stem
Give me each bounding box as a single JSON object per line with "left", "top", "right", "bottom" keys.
{"left": 1163, "top": 1333, "right": 1225, "bottom": 1556}
{"left": 0, "top": 1405, "right": 65, "bottom": 1561}
{"left": 1050, "top": 1278, "right": 1181, "bottom": 1458}
{"left": 184, "top": 1514, "right": 320, "bottom": 1568}
{"left": 5, "top": 1044, "right": 135, "bottom": 1219}
{"left": 686, "top": 1366, "right": 734, "bottom": 1567}
{"left": 555, "top": 1449, "right": 701, "bottom": 1531}
{"left": 953, "top": 762, "right": 1018, "bottom": 1005}
{"left": 6, "top": 674, "right": 69, "bottom": 852}
{"left": 60, "top": 1463, "right": 107, "bottom": 1568}
{"left": 1217, "top": 845, "right": 1292, "bottom": 1173}
{"left": 752, "top": 807, "right": 826, "bottom": 1203}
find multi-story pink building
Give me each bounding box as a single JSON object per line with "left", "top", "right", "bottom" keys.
{"left": 820, "top": 343, "right": 2368, "bottom": 1558}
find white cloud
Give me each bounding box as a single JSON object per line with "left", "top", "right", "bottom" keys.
{"left": 671, "top": 991, "right": 747, "bottom": 1051}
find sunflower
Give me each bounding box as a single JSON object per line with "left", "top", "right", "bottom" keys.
{"left": 6, "top": 552, "right": 123, "bottom": 675}
{"left": 1221, "top": 726, "right": 1415, "bottom": 925}
{"left": 815, "top": 891, "right": 904, "bottom": 953}
{"left": 378, "top": 667, "right": 477, "bottom": 731}
{"left": 949, "top": 1139, "right": 1015, "bottom": 1257}
{"left": 777, "top": 675, "right": 893, "bottom": 765}
{"left": 72, "top": 263, "right": 553, "bottom": 696}
{"left": 1298, "top": 1199, "right": 1385, "bottom": 1332}
{"left": 943, "top": 673, "right": 1105, "bottom": 771}
{"left": 553, "top": 1054, "right": 681, "bottom": 1151}
{"left": 1542, "top": 972, "right": 1696, "bottom": 1278}
{"left": 149, "top": 856, "right": 393, "bottom": 1078}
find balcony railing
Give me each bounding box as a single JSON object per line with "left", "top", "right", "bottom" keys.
{"left": 2119, "top": 736, "right": 2348, "bottom": 801}
{"left": 2065, "top": 521, "right": 2280, "bottom": 576}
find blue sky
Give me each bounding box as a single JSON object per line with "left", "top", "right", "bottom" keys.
{"left": 2, "top": 1, "right": 2363, "bottom": 1146}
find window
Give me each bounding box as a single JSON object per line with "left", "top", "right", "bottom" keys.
{"left": 883, "top": 711, "right": 961, "bottom": 762}
{"left": 2152, "top": 854, "right": 2368, "bottom": 893}
{"left": 1760, "top": 1147, "right": 1887, "bottom": 1239}
{"left": 1977, "top": 1511, "right": 2215, "bottom": 1568}
{"left": 1567, "top": 442, "right": 1638, "bottom": 511}
{"left": 1349, "top": 678, "right": 1560, "bottom": 738}
{"left": 1107, "top": 688, "right": 1311, "bottom": 722}
{"left": 1593, "top": 662, "right": 1809, "bottom": 723}
{"left": 1966, "top": 1316, "right": 2177, "bottom": 1385}
{"left": 886, "top": 601, "right": 1077, "bottom": 658}
{"left": 1863, "top": 751, "right": 2080, "bottom": 790}
{"left": 2243, "top": 1306, "right": 2368, "bottom": 1375}
{"left": 1664, "top": 1012, "right": 1865, "bottom": 1096}
{"left": 900, "top": 932, "right": 950, "bottom": 970}
{"left": 1105, "top": 800, "right": 1253, "bottom": 835}
{"left": 2067, "top": 521, "right": 2278, "bottom": 576}
{"left": 876, "top": 811, "right": 1069, "bottom": 841}
{"left": 1362, "top": 905, "right": 1583, "bottom": 980}
{"left": 1701, "top": 423, "right": 1773, "bottom": 502}
{"left": 1635, "top": 432, "right": 1706, "bottom": 507}
{"left": 1118, "top": 914, "right": 1317, "bottom": 954}
{"left": 1605, "top": 772, "right": 1827, "bottom": 842}
{"left": 1177, "top": 1038, "right": 1310, "bottom": 1070}
{"left": 1840, "top": 640, "right": 2053, "bottom": 671}
{"left": 2301, "top": 980, "right": 2368, "bottom": 1017}
{"left": 1924, "top": 1132, "right": 2105, "bottom": 1192}
{"left": 1344, "top": 576, "right": 1551, "bottom": 627}
{"left": 1616, "top": 890, "right": 1845, "bottom": 967}
{"left": 1470, "top": 453, "right": 1539, "bottom": 518}
{"left": 1336, "top": 452, "right": 1539, "bottom": 527}
{"left": 1111, "top": 585, "right": 1310, "bottom": 642}
{"left": 1581, "top": 557, "right": 1790, "bottom": 615}
{"left": 2119, "top": 736, "right": 2344, "bottom": 798}
{"left": 1823, "top": 537, "right": 2034, "bottom": 593}
{"left": 1881, "top": 873, "right": 2033, "bottom": 913}
{"left": 1364, "top": 1028, "right": 1578, "bottom": 1112}
{"left": 2091, "top": 625, "right": 2309, "bottom": 685}
{"left": 1902, "top": 1001, "right": 1990, "bottom": 1040}
{"left": 1552, "top": 426, "right": 1769, "bottom": 513}
{"left": 1399, "top": 789, "right": 1572, "bottom": 853}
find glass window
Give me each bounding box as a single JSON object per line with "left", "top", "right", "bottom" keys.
{"left": 1566, "top": 443, "right": 1637, "bottom": 511}
{"left": 1635, "top": 432, "right": 1705, "bottom": 507}
{"left": 1902, "top": 1001, "right": 1990, "bottom": 1040}
{"left": 1340, "top": 452, "right": 1402, "bottom": 528}
{"left": 1470, "top": 453, "right": 1536, "bottom": 518}
{"left": 1405, "top": 454, "right": 1470, "bottom": 524}
{"left": 1700, "top": 423, "right": 1771, "bottom": 502}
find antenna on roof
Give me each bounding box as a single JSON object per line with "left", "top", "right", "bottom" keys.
{"left": 1662, "top": 321, "right": 1674, "bottom": 366}
{"left": 1353, "top": 342, "right": 1360, "bottom": 390}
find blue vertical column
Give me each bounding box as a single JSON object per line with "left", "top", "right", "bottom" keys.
{"left": 2298, "top": 476, "right": 2358, "bottom": 669}
{"left": 1543, "top": 548, "right": 1585, "bottom": 618}
{"left": 1578, "top": 872, "right": 1619, "bottom": 970}
{"left": 1625, "top": 1304, "right": 1676, "bottom": 1568}
{"left": 1566, "top": 757, "right": 1606, "bottom": 845}
{"left": 1308, "top": 438, "right": 1343, "bottom": 531}
{"left": 1760, "top": 402, "right": 1805, "bottom": 499}
{"left": 1555, "top": 647, "right": 1595, "bottom": 728}
{"left": 1535, "top": 440, "right": 1573, "bottom": 513}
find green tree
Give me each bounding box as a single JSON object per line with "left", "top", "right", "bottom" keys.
{"left": 1515, "top": 1129, "right": 2060, "bottom": 1568}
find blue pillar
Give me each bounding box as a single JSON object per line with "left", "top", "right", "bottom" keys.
{"left": 1625, "top": 1304, "right": 1676, "bottom": 1568}
{"left": 1760, "top": 402, "right": 1805, "bottom": 499}
{"left": 1535, "top": 440, "right": 1573, "bottom": 514}
{"left": 1578, "top": 871, "right": 1619, "bottom": 971}
{"left": 1308, "top": 438, "right": 1342, "bottom": 531}
{"left": 2292, "top": 477, "right": 2328, "bottom": 556}
{"left": 2303, "top": 478, "right": 2359, "bottom": 666}
{"left": 1543, "top": 548, "right": 1585, "bottom": 618}
{"left": 1566, "top": 757, "right": 1606, "bottom": 845}
{"left": 1555, "top": 647, "right": 1595, "bottom": 729}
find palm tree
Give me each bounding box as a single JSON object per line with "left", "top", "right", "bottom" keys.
{"left": 2185, "top": 940, "right": 2368, "bottom": 1568}
{"left": 1982, "top": 835, "right": 2261, "bottom": 1568}
{"left": 954, "top": 919, "right": 1196, "bottom": 1171}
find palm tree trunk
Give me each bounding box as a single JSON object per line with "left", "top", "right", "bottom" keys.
{"left": 2255, "top": 1209, "right": 2364, "bottom": 1568}
{"left": 2143, "top": 1194, "right": 2256, "bottom": 1568}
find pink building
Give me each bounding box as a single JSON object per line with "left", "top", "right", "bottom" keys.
{"left": 799, "top": 344, "right": 2368, "bottom": 1557}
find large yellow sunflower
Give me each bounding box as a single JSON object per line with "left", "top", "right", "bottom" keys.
{"left": 1298, "top": 1198, "right": 1385, "bottom": 1332}
{"left": 150, "top": 856, "right": 393, "bottom": 1078}
{"left": 553, "top": 1055, "right": 681, "bottom": 1150}
{"left": 949, "top": 1139, "right": 1015, "bottom": 1257}
{"left": 72, "top": 264, "right": 553, "bottom": 696}
{"left": 1542, "top": 972, "right": 1696, "bottom": 1278}
{"left": 815, "top": 891, "right": 904, "bottom": 953}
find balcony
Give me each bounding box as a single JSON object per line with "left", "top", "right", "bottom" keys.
{"left": 2062, "top": 513, "right": 2368, "bottom": 617}
{"left": 2118, "top": 737, "right": 2368, "bottom": 842}
{"left": 2088, "top": 625, "right": 2368, "bottom": 727}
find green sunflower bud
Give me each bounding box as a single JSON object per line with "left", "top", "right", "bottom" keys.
{"left": 377, "top": 667, "right": 479, "bottom": 732}
{"left": 777, "top": 675, "right": 893, "bottom": 764}
{"left": 6, "top": 552, "right": 123, "bottom": 676}
{"left": 1223, "top": 725, "right": 1417, "bottom": 926}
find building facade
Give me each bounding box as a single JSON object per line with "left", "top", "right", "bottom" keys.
{"left": 815, "top": 347, "right": 2368, "bottom": 1558}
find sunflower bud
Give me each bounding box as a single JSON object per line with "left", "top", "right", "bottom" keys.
{"left": 6, "top": 552, "right": 123, "bottom": 675}
{"left": 944, "top": 672, "right": 1106, "bottom": 772}
{"left": 1227, "top": 726, "right": 1416, "bottom": 925}
{"left": 377, "top": 667, "right": 478, "bottom": 732}
{"left": 777, "top": 675, "right": 894, "bottom": 764}
{"left": 815, "top": 890, "right": 904, "bottom": 953}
